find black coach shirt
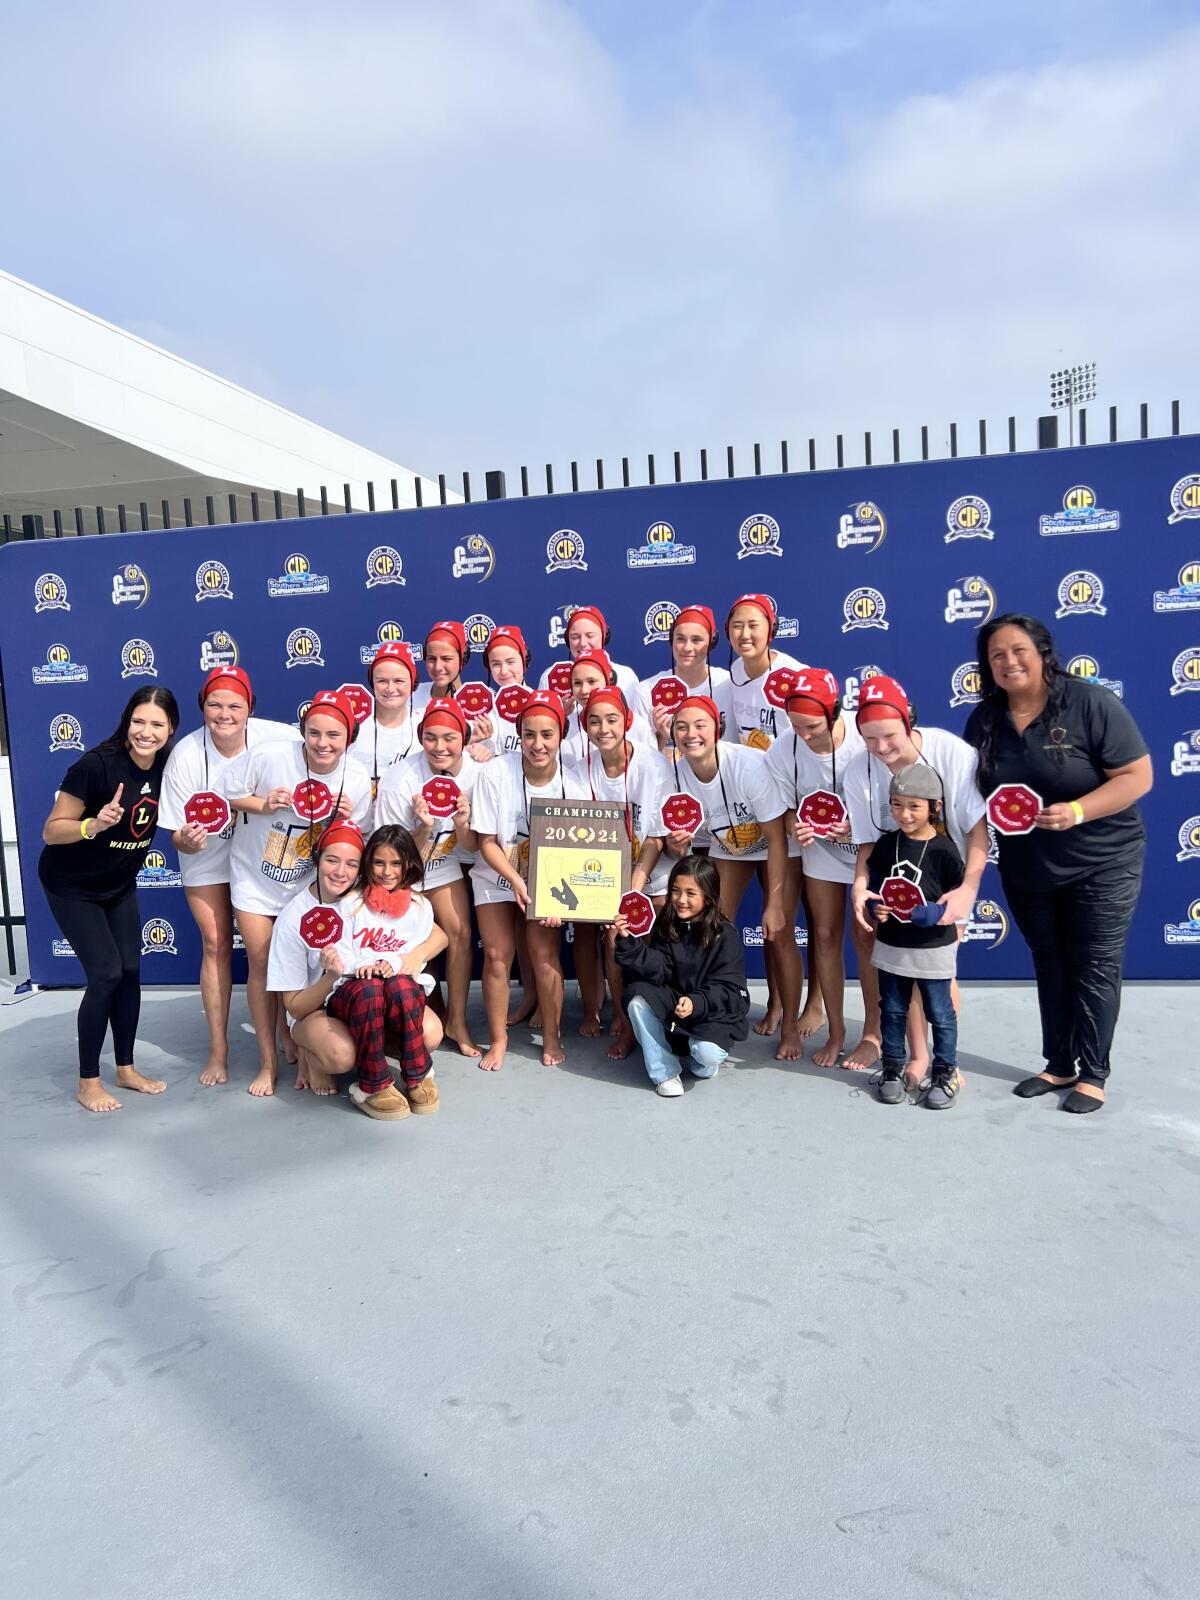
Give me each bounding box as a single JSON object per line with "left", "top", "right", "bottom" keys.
{"left": 37, "top": 746, "right": 166, "bottom": 902}
{"left": 963, "top": 677, "right": 1147, "bottom": 891}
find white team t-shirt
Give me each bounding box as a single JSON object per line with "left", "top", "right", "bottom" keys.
{"left": 470, "top": 753, "right": 588, "bottom": 905}
{"left": 374, "top": 752, "right": 481, "bottom": 889}
{"left": 160, "top": 718, "right": 299, "bottom": 888}
{"left": 266, "top": 886, "right": 359, "bottom": 1022}
{"left": 713, "top": 651, "right": 805, "bottom": 750}
{"left": 355, "top": 713, "right": 419, "bottom": 781}
{"left": 765, "top": 721, "right": 865, "bottom": 883}
{"left": 668, "top": 742, "right": 787, "bottom": 863}
{"left": 345, "top": 890, "right": 437, "bottom": 995}
{"left": 230, "top": 744, "right": 372, "bottom": 917}
{"left": 842, "top": 725, "right": 986, "bottom": 859}
{"left": 572, "top": 740, "right": 671, "bottom": 896}
{"left": 559, "top": 707, "right": 656, "bottom": 774}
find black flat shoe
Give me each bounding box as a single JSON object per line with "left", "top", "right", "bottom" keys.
{"left": 1013, "top": 1074, "right": 1078, "bottom": 1098}
{"left": 1062, "top": 1089, "right": 1104, "bottom": 1114}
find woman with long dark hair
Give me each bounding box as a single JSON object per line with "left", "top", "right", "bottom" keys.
{"left": 963, "top": 614, "right": 1152, "bottom": 1113}
{"left": 38, "top": 686, "right": 181, "bottom": 1112}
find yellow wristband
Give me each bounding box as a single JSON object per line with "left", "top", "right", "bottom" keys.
{"left": 1069, "top": 801, "right": 1085, "bottom": 826}
{"left": 80, "top": 817, "right": 94, "bottom": 840}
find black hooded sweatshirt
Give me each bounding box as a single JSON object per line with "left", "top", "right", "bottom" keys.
{"left": 615, "top": 918, "right": 750, "bottom": 1050}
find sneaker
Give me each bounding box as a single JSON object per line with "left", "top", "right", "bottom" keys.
{"left": 404, "top": 1071, "right": 439, "bottom": 1114}
{"left": 925, "top": 1070, "right": 961, "bottom": 1111}
{"left": 874, "top": 1063, "right": 906, "bottom": 1105}
{"left": 349, "top": 1082, "right": 411, "bottom": 1120}
{"left": 655, "top": 1076, "right": 684, "bottom": 1097}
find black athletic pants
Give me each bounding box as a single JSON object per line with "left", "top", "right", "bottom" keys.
{"left": 1003, "top": 849, "right": 1143, "bottom": 1087}
{"left": 43, "top": 886, "right": 142, "bottom": 1079}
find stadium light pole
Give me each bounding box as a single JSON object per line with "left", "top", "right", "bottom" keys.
{"left": 1049, "top": 362, "right": 1097, "bottom": 447}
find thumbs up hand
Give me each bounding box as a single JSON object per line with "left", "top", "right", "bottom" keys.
{"left": 94, "top": 784, "right": 125, "bottom": 833}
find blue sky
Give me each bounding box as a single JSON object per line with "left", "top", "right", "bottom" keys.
{"left": 5, "top": 1, "right": 1197, "bottom": 485}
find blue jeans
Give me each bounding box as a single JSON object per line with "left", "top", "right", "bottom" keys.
{"left": 877, "top": 970, "right": 957, "bottom": 1073}
{"left": 626, "top": 995, "right": 727, "bottom": 1086}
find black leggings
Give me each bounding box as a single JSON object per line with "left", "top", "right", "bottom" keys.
{"left": 43, "top": 887, "right": 142, "bottom": 1078}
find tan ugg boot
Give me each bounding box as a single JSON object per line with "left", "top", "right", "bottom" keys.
{"left": 404, "top": 1071, "right": 439, "bottom": 1114}
{"left": 349, "top": 1082, "right": 411, "bottom": 1120}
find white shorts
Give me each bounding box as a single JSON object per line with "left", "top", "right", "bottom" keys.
{"left": 470, "top": 871, "right": 519, "bottom": 908}
{"left": 231, "top": 876, "right": 306, "bottom": 919}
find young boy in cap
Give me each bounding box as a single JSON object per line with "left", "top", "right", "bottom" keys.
{"left": 862, "top": 764, "right": 964, "bottom": 1109}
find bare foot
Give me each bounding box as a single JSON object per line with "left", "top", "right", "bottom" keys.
{"left": 507, "top": 995, "right": 537, "bottom": 1026}
{"left": 579, "top": 1014, "right": 602, "bottom": 1039}
{"left": 753, "top": 1009, "right": 782, "bottom": 1037}
{"left": 248, "top": 1065, "right": 277, "bottom": 1098}
{"left": 115, "top": 1065, "right": 167, "bottom": 1095}
{"left": 843, "top": 1035, "right": 881, "bottom": 1073}
{"left": 608, "top": 1013, "right": 625, "bottom": 1037}
{"left": 77, "top": 1080, "right": 121, "bottom": 1113}
{"left": 445, "top": 1028, "right": 483, "bottom": 1059}
{"left": 199, "top": 1057, "right": 229, "bottom": 1086}
{"left": 480, "top": 1035, "right": 507, "bottom": 1072}
{"left": 810, "top": 1034, "right": 845, "bottom": 1069}
{"left": 606, "top": 1027, "right": 635, "bottom": 1061}
{"left": 905, "top": 1059, "right": 929, "bottom": 1093}
{"left": 775, "top": 1026, "right": 804, "bottom": 1062}
{"left": 293, "top": 1057, "right": 311, "bottom": 1091}
{"left": 797, "top": 1004, "right": 826, "bottom": 1039}
{"left": 542, "top": 1035, "right": 566, "bottom": 1067}
{"left": 307, "top": 1065, "right": 337, "bottom": 1096}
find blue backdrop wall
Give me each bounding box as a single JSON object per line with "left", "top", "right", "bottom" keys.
{"left": 3, "top": 433, "right": 1199, "bottom": 985}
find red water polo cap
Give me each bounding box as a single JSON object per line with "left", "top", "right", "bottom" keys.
{"left": 420, "top": 700, "right": 470, "bottom": 740}
{"left": 425, "top": 620, "right": 467, "bottom": 661}
{"left": 567, "top": 605, "right": 608, "bottom": 641}
{"left": 516, "top": 690, "right": 568, "bottom": 736}
{"left": 673, "top": 694, "right": 721, "bottom": 732}
{"left": 786, "top": 667, "right": 840, "bottom": 722}
{"left": 484, "top": 625, "right": 528, "bottom": 665}
{"left": 854, "top": 673, "right": 912, "bottom": 733}
{"left": 368, "top": 642, "right": 418, "bottom": 688}
{"left": 314, "top": 819, "right": 365, "bottom": 857}
{"left": 201, "top": 666, "right": 252, "bottom": 705}
{"left": 584, "top": 686, "right": 630, "bottom": 727}
{"left": 725, "top": 593, "right": 776, "bottom": 635}
{"left": 672, "top": 605, "right": 717, "bottom": 643}
{"left": 570, "top": 649, "right": 613, "bottom": 684}
{"left": 302, "top": 689, "right": 357, "bottom": 738}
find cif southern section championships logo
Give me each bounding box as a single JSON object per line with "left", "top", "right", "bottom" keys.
{"left": 120, "top": 639, "right": 157, "bottom": 679}
{"left": 286, "top": 627, "right": 324, "bottom": 669}
{"left": 1171, "top": 728, "right": 1200, "bottom": 777}
{"left": 836, "top": 502, "right": 886, "bottom": 552}
{"left": 269, "top": 552, "right": 330, "bottom": 597}
{"left": 195, "top": 561, "right": 233, "bottom": 601}
{"left": 944, "top": 496, "right": 995, "bottom": 542}
{"left": 49, "top": 714, "right": 84, "bottom": 752}
{"left": 1168, "top": 476, "right": 1200, "bottom": 523}
{"left": 33, "top": 573, "right": 70, "bottom": 612}
{"left": 1055, "top": 571, "right": 1106, "bottom": 618}
{"left": 452, "top": 534, "right": 496, "bottom": 581}
{"left": 366, "top": 546, "right": 405, "bottom": 588}
{"left": 841, "top": 588, "right": 888, "bottom": 633}
{"left": 644, "top": 601, "right": 681, "bottom": 645}
{"left": 945, "top": 576, "right": 996, "bottom": 625}
{"left": 359, "top": 619, "right": 406, "bottom": 666}
{"left": 628, "top": 521, "right": 697, "bottom": 569}
{"left": 546, "top": 530, "right": 588, "bottom": 573}
{"left": 1039, "top": 484, "right": 1120, "bottom": 537}
{"left": 111, "top": 564, "right": 150, "bottom": 606}
{"left": 33, "top": 644, "right": 88, "bottom": 685}
{"left": 949, "top": 662, "right": 983, "bottom": 708}
{"left": 963, "top": 899, "right": 1008, "bottom": 947}
{"left": 141, "top": 917, "right": 178, "bottom": 956}
{"left": 1164, "top": 898, "right": 1200, "bottom": 946}
{"left": 1066, "top": 653, "right": 1123, "bottom": 698}
{"left": 737, "top": 514, "right": 782, "bottom": 559}
{"left": 1170, "top": 648, "right": 1200, "bottom": 695}
{"left": 200, "top": 630, "right": 239, "bottom": 672}
{"left": 138, "top": 850, "right": 182, "bottom": 888}
{"left": 1153, "top": 561, "right": 1200, "bottom": 614}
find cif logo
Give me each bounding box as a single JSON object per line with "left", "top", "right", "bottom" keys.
{"left": 285, "top": 627, "right": 325, "bottom": 669}
{"left": 360, "top": 619, "right": 405, "bottom": 665}
{"left": 463, "top": 613, "right": 496, "bottom": 652}
{"left": 33, "top": 643, "right": 88, "bottom": 685}
{"left": 1170, "top": 728, "right": 1200, "bottom": 777}
{"left": 200, "top": 630, "right": 239, "bottom": 672}
{"left": 1177, "top": 816, "right": 1200, "bottom": 861}
{"left": 1152, "top": 560, "right": 1200, "bottom": 614}
{"left": 195, "top": 560, "right": 233, "bottom": 601}
{"left": 1066, "top": 654, "right": 1124, "bottom": 698}
{"left": 944, "top": 576, "right": 996, "bottom": 624}
{"left": 33, "top": 573, "right": 70, "bottom": 613}
{"left": 269, "top": 552, "right": 330, "bottom": 597}
{"left": 627, "top": 521, "right": 697, "bottom": 568}
{"left": 1171, "top": 647, "right": 1200, "bottom": 695}
{"left": 138, "top": 851, "right": 182, "bottom": 888}
{"left": 644, "top": 601, "right": 681, "bottom": 645}
{"left": 944, "top": 496, "right": 994, "bottom": 543}
{"left": 964, "top": 898, "right": 1008, "bottom": 947}
{"left": 841, "top": 587, "right": 889, "bottom": 633}
{"left": 582, "top": 858, "right": 603, "bottom": 876}
{"left": 1039, "top": 484, "right": 1120, "bottom": 536}
{"left": 545, "top": 529, "right": 588, "bottom": 573}
{"left": 1164, "top": 898, "right": 1200, "bottom": 946}
{"left": 111, "top": 564, "right": 150, "bottom": 607}
{"left": 842, "top": 664, "right": 883, "bottom": 712}
{"left": 737, "top": 514, "right": 782, "bottom": 559}
{"left": 451, "top": 533, "right": 496, "bottom": 582}
{"left": 366, "top": 545, "right": 406, "bottom": 588}
{"left": 49, "top": 714, "right": 84, "bottom": 752}
{"left": 1168, "top": 475, "right": 1200, "bottom": 524}
{"left": 141, "top": 917, "right": 179, "bottom": 956}
{"left": 949, "top": 662, "right": 982, "bottom": 708}
{"left": 120, "top": 639, "right": 158, "bottom": 679}
{"left": 1055, "top": 571, "right": 1106, "bottom": 618}
{"left": 836, "top": 502, "right": 887, "bottom": 552}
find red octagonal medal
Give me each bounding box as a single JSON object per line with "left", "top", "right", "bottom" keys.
{"left": 495, "top": 684, "right": 532, "bottom": 723}
{"left": 456, "top": 682, "right": 494, "bottom": 718}
{"left": 618, "top": 890, "right": 655, "bottom": 938}
{"left": 336, "top": 683, "right": 374, "bottom": 725}
{"left": 879, "top": 873, "right": 927, "bottom": 922}
{"left": 547, "top": 660, "right": 575, "bottom": 698}
{"left": 987, "top": 783, "right": 1042, "bottom": 836}
{"left": 662, "top": 792, "right": 704, "bottom": 835}
{"left": 650, "top": 675, "right": 688, "bottom": 712}
{"left": 798, "top": 789, "right": 847, "bottom": 836}
{"left": 184, "top": 790, "right": 231, "bottom": 835}
{"left": 299, "top": 904, "right": 344, "bottom": 950}
{"left": 422, "top": 775, "right": 461, "bottom": 819}
{"left": 293, "top": 778, "right": 334, "bottom": 823}
{"left": 764, "top": 666, "right": 802, "bottom": 709}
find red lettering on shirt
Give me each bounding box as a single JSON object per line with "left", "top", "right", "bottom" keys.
{"left": 353, "top": 926, "right": 410, "bottom": 954}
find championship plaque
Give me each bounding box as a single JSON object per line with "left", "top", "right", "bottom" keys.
{"left": 527, "top": 798, "right": 630, "bottom": 923}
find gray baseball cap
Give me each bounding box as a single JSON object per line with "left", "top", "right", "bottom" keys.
{"left": 889, "top": 762, "right": 943, "bottom": 802}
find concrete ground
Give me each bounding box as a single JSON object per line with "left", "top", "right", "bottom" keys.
{"left": 1, "top": 979, "right": 1196, "bottom": 1600}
